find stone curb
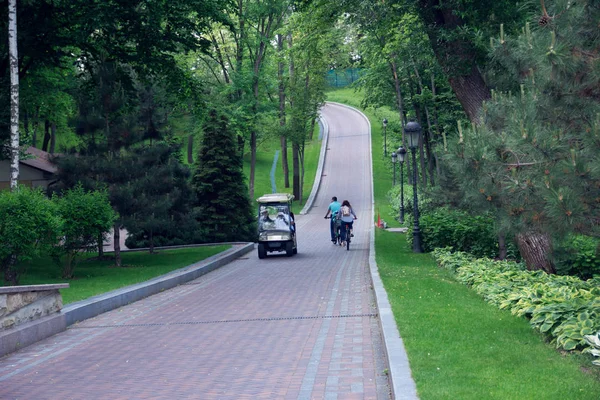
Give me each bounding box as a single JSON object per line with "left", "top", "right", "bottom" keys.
{"left": 0, "top": 243, "right": 254, "bottom": 358}
{"left": 300, "top": 116, "right": 329, "bottom": 215}
{"left": 63, "top": 243, "right": 254, "bottom": 326}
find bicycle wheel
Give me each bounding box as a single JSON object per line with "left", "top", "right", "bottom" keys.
{"left": 346, "top": 224, "right": 351, "bottom": 250}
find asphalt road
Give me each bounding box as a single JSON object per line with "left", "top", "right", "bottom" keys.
{"left": 0, "top": 103, "right": 396, "bottom": 399}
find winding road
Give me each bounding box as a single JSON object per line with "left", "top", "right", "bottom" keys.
{"left": 0, "top": 103, "right": 415, "bottom": 399}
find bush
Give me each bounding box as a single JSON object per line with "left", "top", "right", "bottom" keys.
{"left": 52, "top": 185, "right": 115, "bottom": 279}
{"left": 554, "top": 235, "right": 600, "bottom": 280}
{"left": 405, "top": 206, "right": 517, "bottom": 258}
{"left": 0, "top": 186, "right": 62, "bottom": 284}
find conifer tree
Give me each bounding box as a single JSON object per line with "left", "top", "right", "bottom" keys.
{"left": 192, "top": 109, "right": 256, "bottom": 242}
{"left": 439, "top": 0, "right": 600, "bottom": 272}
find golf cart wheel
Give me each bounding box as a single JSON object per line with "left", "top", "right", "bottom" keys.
{"left": 285, "top": 241, "right": 294, "bottom": 256}
{"left": 258, "top": 243, "right": 267, "bottom": 259}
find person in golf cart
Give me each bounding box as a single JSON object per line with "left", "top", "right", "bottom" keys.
{"left": 256, "top": 193, "right": 297, "bottom": 258}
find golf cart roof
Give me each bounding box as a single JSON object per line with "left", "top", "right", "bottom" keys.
{"left": 256, "top": 193, "right": 294, "bottom": 204}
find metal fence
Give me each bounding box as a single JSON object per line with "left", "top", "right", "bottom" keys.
{"left": 326, "top": 68, "right": 363, "bottom": 88}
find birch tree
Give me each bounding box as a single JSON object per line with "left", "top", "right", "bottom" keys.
{"left": 8, "top": 0, "right": 18, "bottom": 190}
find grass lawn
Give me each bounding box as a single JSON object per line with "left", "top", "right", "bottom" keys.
{"left": 326, "top": 86, "right": 600, "bottom": 398}
{"left": 245, "top": 123, "right": 321, "bottom": 215}
{"left": 13, "top": 245, "right": 230, "bottom": 305}
{"left": 376, "top": 231, "right": 600, "bottom": 399}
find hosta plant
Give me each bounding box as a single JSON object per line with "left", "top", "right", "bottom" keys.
{"left": 583, "top": 332, "right": 600, "bottom": 366}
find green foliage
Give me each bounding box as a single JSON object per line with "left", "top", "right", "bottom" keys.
{"left": 403, "top": 205, "right": 519, "bottom": 259}
{"left": 51, "top": 185, "right": 115, "bottom": 279}
{"left": 555, "top": 235, "right": 600, "bottom": 280}
{"left": 0, "top": 186, "right": 62, "bottom": 284}
{"left": 433, "top": 248, "right": 600, "bottom": 362}
{"left": 435, "top": 1, "right": 600, "bottom": 270}
{"left": 192, "top": 109, "right": 256, "bottom": 242}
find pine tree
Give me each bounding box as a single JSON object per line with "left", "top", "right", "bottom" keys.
{"left": 123, "top": 142, "right": 195, "bottom": 253}
{"left": 192, "top": 109, "right": 256, "bottom": 242}
{"left": 439, "top": 0, "right": 600, "bottom": 272}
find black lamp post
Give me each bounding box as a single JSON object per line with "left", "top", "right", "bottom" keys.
{"left": 397, "top": 146, "right": 407, "bottom": 223}
{"left": 391, "top": 151, "right": 397, "bottom": 186}
{"left": 383, "top": 118, "right": 388, "bottom": 157}
{"left": 404, "top": 121, "right": 423, "bottom": 253}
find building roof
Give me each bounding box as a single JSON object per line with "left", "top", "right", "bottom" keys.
{"left": 21, "top": 147, "right": 57, "bottom": 174}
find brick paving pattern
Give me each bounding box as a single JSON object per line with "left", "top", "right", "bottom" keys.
{"left": 0, "top": 103, "right": 392, "bottom": 399}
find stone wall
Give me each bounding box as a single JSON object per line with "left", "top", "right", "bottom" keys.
{"left": 0, "top": 284, "right": 69, "bottom": 330}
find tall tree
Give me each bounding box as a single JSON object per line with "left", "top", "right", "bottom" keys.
{"left": 192, "top": 109, "right": 256, "bottom": 242}
{"left": 8, "top": 0, "right": 18, "bottom": 189}
{"left": 438, "top": 0, "right": 600, "bottom": 272}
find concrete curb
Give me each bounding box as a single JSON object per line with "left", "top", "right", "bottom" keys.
{"left": 0, "top": 313, "right": 67, "bottom": 359}
{"left": 300, "top": 115, "right": 329, "bottom": 215}
{"left": 0, "top": 243, "right": 254, "bottom": 358}
{"left": 324, "top": 102, "right": 419, "bottom": 399}
{"left": 63, "top": 243, "right": 254, "bottom": 326}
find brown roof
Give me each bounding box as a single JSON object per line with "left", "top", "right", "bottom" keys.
{"left": 21, "top": 147, "right": 57, "bottom": 174}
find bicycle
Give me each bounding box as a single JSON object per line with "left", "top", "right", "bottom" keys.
{"left": 325, "top": 215, "right": 342, "bottom": 246}
{"left": 340, "top": 221, "right": 353, "bottom": 250}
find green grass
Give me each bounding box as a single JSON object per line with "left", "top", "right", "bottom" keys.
{"left": 376, "top": 232, "right": 600, "bottom": 399}
{"left": 15, "top": 245, "right": 230, "bottom": 304}
{"left": 325, "top": 86, "right": 600, "bottom": 398}
{"left": 244, "top": 124, "right": 321, "bottom": 215}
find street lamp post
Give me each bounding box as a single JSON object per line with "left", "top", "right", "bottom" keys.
{"left": 397, "top": 146, "right": 407, "bottom": 223}
{"left": 391, "top": 151, "right": 397, "bottom": 186}
{"left": 404, "top": 121, "right": 423, "bottom": 253}
{"left": 383, "top": 118, "right": 388, "bottom": 157}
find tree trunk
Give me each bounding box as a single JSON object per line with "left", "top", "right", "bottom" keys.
{"left": 98, "top": 233, "right": 104, "bottom": 258}
{"left": 447, "top": 66, "right": 490, "bottom": 122}
{"left": 516, "top": 232, "right": 555, "bottom": 274}
{"left": 3, "top": 255, "right": 18, "bottom": 285}
{"left": 187, "top": 135, "right": 194, "bottom": 164}
{"left": 417, "top": 0, "right": 491, "bottom": 123}
{"left": 8, "top": 0, "right": 19, "bottom": 190}
{"left": 277, "top": 34, "right": 289, "bottom": 188}
{"left": 42, "top": 120, "right": 51, "bottom": 152}
{"left": 389, "top": 58, "right": 406, "bottom": 130}
{"left": 281, "top": 136, "right": 289, "bottom": 188}
{"left": 412, "top": 61, "right": 435, "bottom": 186}
{"left": 298, "top": 142, "right": 305, "bottom": 204}
{"left": 149, "top": 229, "right": 155, "bottom": 254}
{"left": 49, "top": 122, "right": 57, "bottom": 154}
{"left": 497, "top": 233, "right": 507, "bottom": 260}
{"left": 407, "top": 68, "right": 427, "bottom": 188}
{"left": 392, "top": 60, "right": 413, "bottom": 184}
{"left": 113, "top": 223, "right": 122, "bottom": 267}
{"left": 292, "top": 143, "right": 300, "bottom": 200}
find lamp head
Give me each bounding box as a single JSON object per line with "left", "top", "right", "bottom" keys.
{"left": 404, "top": 121, "right": 422, "bottom": 149}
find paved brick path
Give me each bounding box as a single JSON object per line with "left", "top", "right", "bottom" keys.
{"left": 0, "top": 103, "right": 393, "bottom": 399}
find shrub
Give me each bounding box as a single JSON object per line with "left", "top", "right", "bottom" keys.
{"left": 52, "top": 185, "right": 115, "bottom": 279}
{"left": 0, "top": 186, "right": 62, "bottom": 284}
{"left": 406, "top": 206, "right": 516, "bottom": 258}
{"left": 554, "top": 235, "right": 600, "bottom": 280}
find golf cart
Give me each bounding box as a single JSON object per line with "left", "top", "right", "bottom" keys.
{"left": 256, "top": 193, "right": 297, "bottom": 259}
